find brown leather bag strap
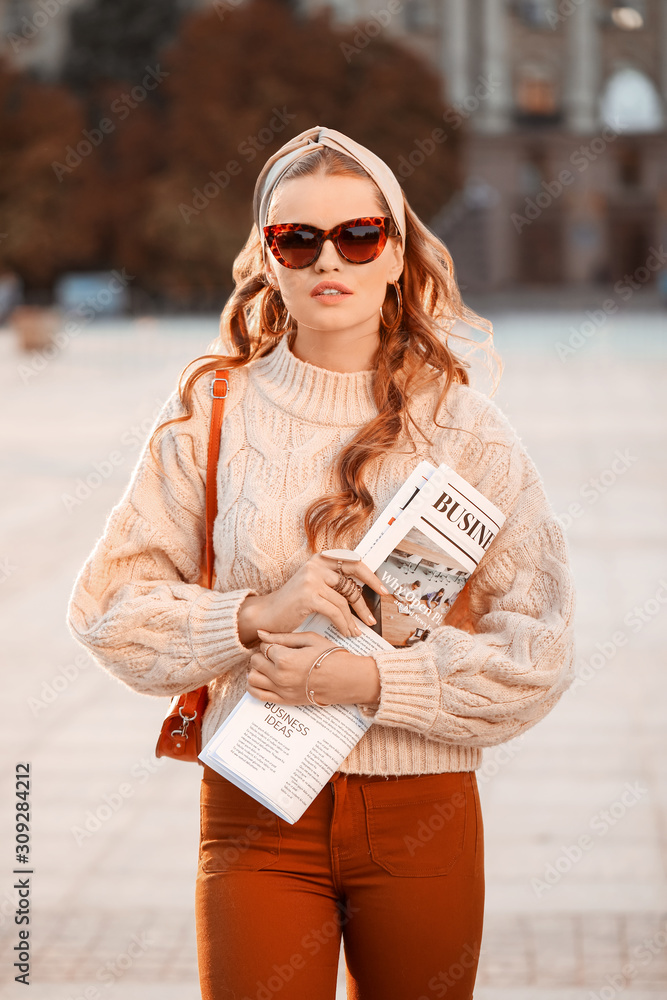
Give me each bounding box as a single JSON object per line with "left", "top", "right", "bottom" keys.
{"left": 155, "top": 383, "right": 225, "bottom": 764}
{"left": 205, "top": 369, "right": 230, "bottom": 590}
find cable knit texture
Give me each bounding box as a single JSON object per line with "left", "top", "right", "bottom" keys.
{"left": 66, "top": 334, "right": 576, "bottom": 775}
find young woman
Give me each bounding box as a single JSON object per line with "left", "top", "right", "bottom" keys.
{"left": 424, "top": 587, "right": 446, "bottom": 610}
{"left": 67, "top": 126, "right": 575, "bottom": 1000}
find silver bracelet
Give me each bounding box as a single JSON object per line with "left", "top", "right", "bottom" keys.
{"left": 305, "top": 645, "right": 347, "bottom": 707}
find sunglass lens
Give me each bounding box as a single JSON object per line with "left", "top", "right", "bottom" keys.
{"left": 274, "top": 229, "right": 318, "bottom": 267}
{"left": 338, "top": 224, "right": 384, "bottom": 262}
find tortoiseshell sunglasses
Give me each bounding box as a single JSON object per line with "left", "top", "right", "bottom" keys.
{"left": 263, "top": 216, "right": 394, "bottom": 269}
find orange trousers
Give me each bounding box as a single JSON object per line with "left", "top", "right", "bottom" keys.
{"left": 195, "top": 764, "right": 485, "bottom": 1000}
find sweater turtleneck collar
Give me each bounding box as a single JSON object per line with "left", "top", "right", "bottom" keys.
{"left": 247, "top": 333, "right": 379, "bottom": 427}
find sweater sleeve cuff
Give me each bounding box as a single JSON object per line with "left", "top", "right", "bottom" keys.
{"left": 187, "top": 586, "right": 259, "bottom": 679}
{"left": 368, "top": 627, "right": 466, "bottom": 733}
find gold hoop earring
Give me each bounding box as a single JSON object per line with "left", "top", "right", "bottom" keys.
{"left": 261, "top": 286, "right": 292, "bottom": 336}
{"left": 380, "top": 280, "right": 402, "bottom": 326}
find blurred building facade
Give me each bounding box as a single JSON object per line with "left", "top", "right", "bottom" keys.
{"left": 303, "top": 0, "right": 667, "bottom": 291}
{"left": 2, "top": 0, "right": 666, "bottom": 291}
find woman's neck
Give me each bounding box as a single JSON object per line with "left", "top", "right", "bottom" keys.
{"left": 288, "top": 323, "right": 380, "bottom": 373}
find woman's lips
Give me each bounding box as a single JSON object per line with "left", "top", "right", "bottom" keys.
{"left": 310, "top": 281, "right": 353, "bottom": 301}
{"left": 310, "top": 278, "right": 352, "bottom": 297}
{"left": 311, "top": 292, "right": 352, "bottom": 303}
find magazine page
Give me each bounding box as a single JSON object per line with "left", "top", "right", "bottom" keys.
{"left": 356, "top": 463, "right": 506, "bottom": 649}
{"left": 351, "top": 459, "right": 436, "bottom": 564}
{"left": 199, "top": 459, "right": 505, "bottom": 822}
{"left": 198, "top": 462, "right": 438, "bottom": 822}
{"left": 199, "top": 613, "right": 395, "bottom": 824}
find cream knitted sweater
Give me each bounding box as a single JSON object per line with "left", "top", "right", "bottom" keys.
{"left": 66, "top": 333, "right": 576, "bottom": 776}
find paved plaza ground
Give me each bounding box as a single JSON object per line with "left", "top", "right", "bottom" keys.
{"left": 1, "top": 293, "right": 666, "bottom": 999}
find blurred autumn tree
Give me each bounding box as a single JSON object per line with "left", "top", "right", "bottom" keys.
{"left": 0, "top": 57, "right": 108, "bottom": 301}
{"left": 1, "top": 0, "right": 463, "bottom": 308}
{"left": 123, "top": 0, "right": 462, "bottom": 303}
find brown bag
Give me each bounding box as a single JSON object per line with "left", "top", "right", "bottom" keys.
{"left": 155, "top": 368, "right": 230, "bottom": 763}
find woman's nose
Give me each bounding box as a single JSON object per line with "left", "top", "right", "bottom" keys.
{"left": 314, "top": 237, "right": 342, "bottom": 269}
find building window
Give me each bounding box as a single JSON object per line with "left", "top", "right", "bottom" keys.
{"left": 616, "top": 142, "right": 642, "bottom": 188}
{"left": 517, "top": 75, "right": 557, "bottom": 116}
{"left": 513, "top": 62, "right": 560, "bottom": 125}
{"left": 600, "top": 68, "right": 664, "bottom": 133}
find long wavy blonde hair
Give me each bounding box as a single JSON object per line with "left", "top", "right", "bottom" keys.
{"left": 149, "top": 146, "right": 501, "bottom": 553}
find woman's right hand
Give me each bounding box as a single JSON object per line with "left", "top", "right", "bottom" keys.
{"left": 237, "top": 552, "right": 390, "bottom": 645}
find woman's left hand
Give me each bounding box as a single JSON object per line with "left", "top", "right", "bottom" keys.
{"left": 247, "top": 628, "right": 380, "bottom": 708}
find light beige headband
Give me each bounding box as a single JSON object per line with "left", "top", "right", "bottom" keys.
{"left": 253, "top": 125, "right": 406, "bottom": 264}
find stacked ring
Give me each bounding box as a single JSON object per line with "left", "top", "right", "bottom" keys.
{"left": 333, "top": 569, "right": 362, "bottom": 602}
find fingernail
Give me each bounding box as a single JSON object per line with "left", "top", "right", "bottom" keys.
{"left": 368, "top": 615, "right": 376, "bottom": 625}
{"left": 354, "top": 625, "right": 363, "bottom": 636}
{"left": 380, "top": 585, "right": 390, "bottom": 595}
{"left": 257, "top": 629, "right": 271, "bottom": 635}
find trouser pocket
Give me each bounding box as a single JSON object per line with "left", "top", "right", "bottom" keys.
{"left": 199, "top": 766, "right": 281, "bottom": 873}
{"left": 362, "top": 771, "right": 468, "bottom": 877}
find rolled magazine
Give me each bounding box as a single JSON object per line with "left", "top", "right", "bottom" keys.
{"left": 199, "top": 460, "right": 505, "bottom": 823}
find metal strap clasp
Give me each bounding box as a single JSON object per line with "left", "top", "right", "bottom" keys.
{"left": 211, "top": 377, "right": 229, "bottom": 399}
{"left": 171, "top": 706, "right": 198, "bottom": 739}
